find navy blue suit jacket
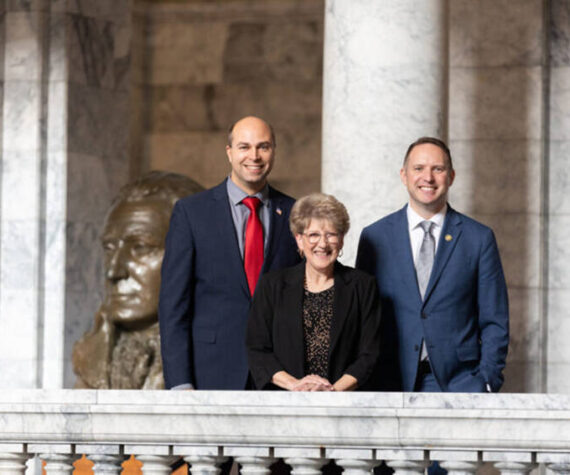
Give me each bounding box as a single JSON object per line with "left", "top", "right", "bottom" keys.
{"left": 356, "top": 205, "right": 509, "bottom": 392}
{"left": 159, "top": 180, "right": 300, "bottom": 389}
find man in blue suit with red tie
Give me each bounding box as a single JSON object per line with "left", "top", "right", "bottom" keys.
{"left": 159, "top": 116, "right": 300, "bottom": 390}
{"left": 356, "top": 137, "right": 509, "bottom": 393}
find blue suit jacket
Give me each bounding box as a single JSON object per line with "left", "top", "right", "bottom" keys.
{"left": 158, "top": 180, "right": 300, "bottom": 389}
{"left": 356, "top": 205, "right": 509, "bottom": 392}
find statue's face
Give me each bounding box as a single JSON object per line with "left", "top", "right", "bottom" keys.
{"left": 101, "top": 199, "right": 170, "bottom": 329}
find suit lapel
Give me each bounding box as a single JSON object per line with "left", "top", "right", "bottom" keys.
{"left": 329, "top": 263, "right": 352, "bottom": 356}
{"left": 212, "top": 181, "right": 250, "bottom": 297}
{"left": 423, "top": 206, "right": 462, "bottom": 303}
{"left": 392, "top": 206, "right": 423, "bottom": 305}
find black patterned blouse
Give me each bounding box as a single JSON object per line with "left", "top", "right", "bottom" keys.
{"left": 302, "top": 286, "right": 334, "bottom": 378}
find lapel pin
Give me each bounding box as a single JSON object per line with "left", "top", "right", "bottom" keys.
{"left": 445, "top": 234, "right": 452, "bottom": 241}
{"left": 276, "top": 208, "right": 282, "bottom": 216}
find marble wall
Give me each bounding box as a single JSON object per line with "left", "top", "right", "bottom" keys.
{"left": 0, "top": 0, "right": 132, "bottom": 389}
{"left": 547, "top": 0, "right": 570, "bottom": 393}
{"left": 137, "top": 0, "right": 324, "bottom": 198}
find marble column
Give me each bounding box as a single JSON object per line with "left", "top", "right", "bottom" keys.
{"left": 547, "top": 0, "right": 570, "bottom": 394}
{"left": 322, "top": 0, "right": 448, "bottom": 262}
{"left": 0, "top": 0, "right": 132, "bottom": 388}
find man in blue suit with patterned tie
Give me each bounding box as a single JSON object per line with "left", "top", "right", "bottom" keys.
{"left": 159, "top": 116, "right": 300, "bottom": 390}
{"left": 356, "top": 137, "right": 509, "bottom": 393}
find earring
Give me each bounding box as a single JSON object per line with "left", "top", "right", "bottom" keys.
{"left": 298, "top": 249, "right": 304, "bottom": 258}
{"left": 338, "top": 249, "right": 343, "bottom": 258}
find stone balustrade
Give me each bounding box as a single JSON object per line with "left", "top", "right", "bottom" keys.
{"left": 1, "top": 391, "right": 570, "bottom": 475}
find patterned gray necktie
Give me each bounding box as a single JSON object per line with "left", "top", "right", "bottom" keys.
{"left": 416, "top": 221, "right": 435, "bottom": 300}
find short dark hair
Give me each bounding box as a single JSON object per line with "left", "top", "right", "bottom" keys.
{"left": 227, "top": 116, "right": 276, "bottom": 147}
{"left": 404, "top": 137, "right": 453, "bottom": 170}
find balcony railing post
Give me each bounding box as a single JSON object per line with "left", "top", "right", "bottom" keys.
{"left": 126, "top": 445, "right": 178, "bottom": 475}
{"left": 176, "top": 446, "right": 227, "bottom": 475}
{"left": 29, "top": 444, "right": 78, "bottom": 475}
{"left": 0, "top": 445, "right": 31, "bottom": 475}
{"left": 276, "top": 447, "right": 324, "bottom": 475}
{"left": 76, "top": 444, "right": 127, "bottom": 475}
{"left": 537, "top": 453, "right": 570, "bottom": 475}
{"left": 379, "top": 449, "right": 428, "bottom": 475}
{"left": 483, "top": 451, "right": 536, "bottom": 475}
{"left": 326, "top": 448, "right": 376, "bottom": 475}
{"left": 432, "top": 450, "right": 479, "bottom": 475}
{"left": 225, "top": 446, "right": 274, "bottom": 475}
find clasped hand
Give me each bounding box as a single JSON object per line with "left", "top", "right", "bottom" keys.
{"left": 291, "top": 374, "right": 334, "bottom": 391}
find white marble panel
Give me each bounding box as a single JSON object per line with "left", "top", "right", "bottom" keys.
{"left": 376, "top": 449, "right": 425, "bottom": 461}
{"left": 549, "top": 140, "right": 570, "bottom": 214}
{"left": 449, "top": 139, "right": 542, "bottom": 215}
{"left": 546, "top": 290, "right": 570, "bottom": 366}
{"left": 483, "top": 451, "right": 534, "bottom": 463}
{"left": 450, "top": 0, "right": 543, "bottom": 67}
{"left": 429, "top": 451, "right": 478, "bottom": 462}
{"left": 223, "top": 447, "right": 271, "bottom": 457}
{"left": 0, "top": 220, "right": 40, "bottom": 289}
{"left": 125, "top": 446, "right": 170, "bottom": 456}
{"left": 1, "top": 151, "right": 41, "bottom": 221}
{"left": 274, "top": 448, "right": 322, "bottom": 458}
{"left": 547, "top": 362, "right": 570, "bottom": 394}
{"left": 450, "top": 66, "right": 542, "bottom": 141}
{"left": 550, "top": 67, "right": 570, "bottom": 142}
{"left": 42, "top": 288, "right": 65, "bottom": 389}
{"left": 547, "top": 215, "right": 570, "bottom": 289}
{"left": 27, "top": 444, "right": 73, "bottom": 455}
{"left": 4, "top": 11, "right": 43, "bottom": 81}
{"left": 2, "top": 80, "right": 41, "bottom": 151}
{"left": 47, "top": 13, "right": 67, "bottom": 83}
{"left": 325, "top": 448, "right": 373, "bottom": 460}
{"left": 0, "top": 357, "right": 37, "bottom": 388}
{"left": 75, "top": 445, "right": 121, "bottom": 455}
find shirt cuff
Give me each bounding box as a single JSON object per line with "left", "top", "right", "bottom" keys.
{"left": 170, "top": 383, "right": 194, "bottom": 390}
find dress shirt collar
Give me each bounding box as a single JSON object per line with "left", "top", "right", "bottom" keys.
{"left": 406, "top": 203, "right": 447, "bottom": 232}
{"left": 226, "top": 176, "right": 269, "bottom": 206}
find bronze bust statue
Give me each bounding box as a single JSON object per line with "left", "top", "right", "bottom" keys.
{"left": 72, "top": 171, "right": 203, "bottom": 389}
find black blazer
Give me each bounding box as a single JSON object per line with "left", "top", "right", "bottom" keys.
{"left": 246, "top": 261, "right": 382, "bottom": 390}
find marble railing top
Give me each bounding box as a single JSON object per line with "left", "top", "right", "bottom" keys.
{"left": 1, "top": 390, "right": 570, "bottom": 450}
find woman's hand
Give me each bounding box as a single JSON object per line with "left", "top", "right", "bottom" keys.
{"left": 291, "top": 374, "right": 334, "bottom": 392}
{"left": 272, "top": 371, "right": 334, "bottom": 391}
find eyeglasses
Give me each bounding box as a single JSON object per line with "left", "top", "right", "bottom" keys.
{"left": 302, "top": 232, "right": 340, "bottom": 244}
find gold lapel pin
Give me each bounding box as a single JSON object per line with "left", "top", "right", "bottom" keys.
{"left": 445, "top": 234, "right": 452, "bottom": 241}
{"left": 276, "top": 208, "right": 282, "bottom": 216}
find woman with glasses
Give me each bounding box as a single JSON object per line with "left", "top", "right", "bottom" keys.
{"left": 246, "top": 193, "right": 381, "bottom": 391}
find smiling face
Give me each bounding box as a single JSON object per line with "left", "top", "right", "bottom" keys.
{"left": 295, "top": 218, "right": 343, "bottom": 275}
{"left": 101, "top": 199, "right": 169, "bottom": 329}
{"left": 226, "top": 116, "right": 275, "bottom": 195}
{"left": 400, "top": 143, "right": 455, "bottom": 218}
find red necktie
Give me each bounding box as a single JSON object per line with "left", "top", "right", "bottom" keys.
{"left": 242, "top": 197, "right": 264, "bottom": 295}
